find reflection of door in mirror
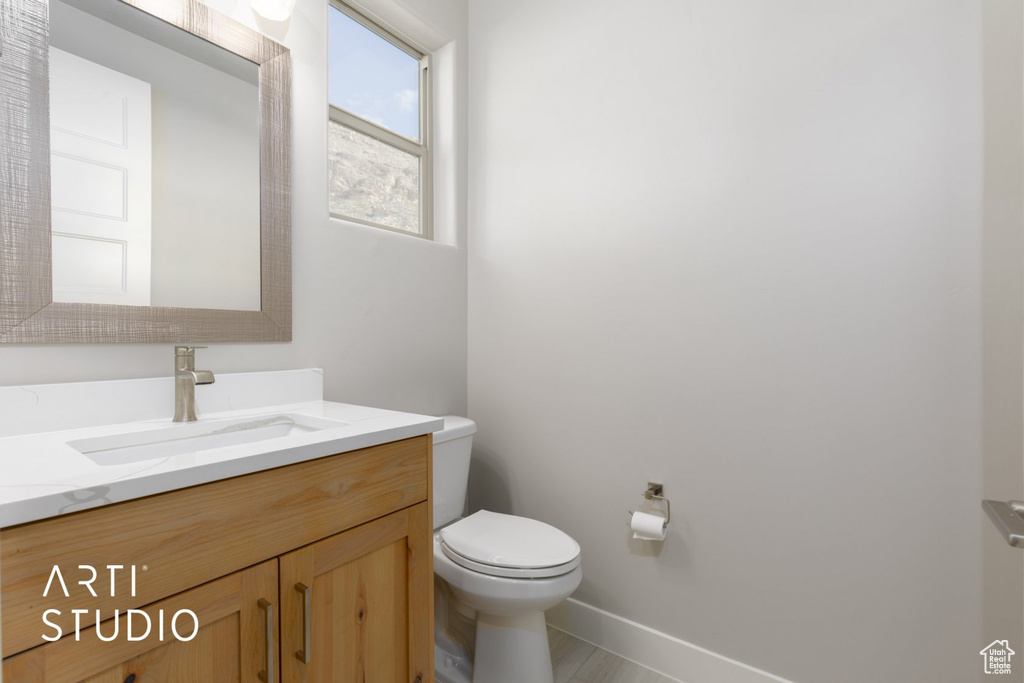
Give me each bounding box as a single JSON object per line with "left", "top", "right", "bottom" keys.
{"left": 48, "top": 0, "right": 262, "bottom": 312}
{"left": 50, "top": 47, "right": 153, "bottom": 306}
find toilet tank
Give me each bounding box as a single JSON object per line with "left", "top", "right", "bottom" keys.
{"left": 432, "top": 416, "right": 477, "bottom": 528}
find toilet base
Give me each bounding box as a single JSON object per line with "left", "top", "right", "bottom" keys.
{"left": 472, "top": 610, "right": 554, "bottom": 683}
{"left": 435, "top": 643, "right": 473, "bottom": 683}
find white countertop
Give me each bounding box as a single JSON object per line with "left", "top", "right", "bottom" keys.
{"left": 0, "top": 370, "right": 443, "bottom": 528}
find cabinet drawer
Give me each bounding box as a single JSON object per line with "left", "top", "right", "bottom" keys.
{"left": 1, "top": 434, "right": 429, "bottom": 657}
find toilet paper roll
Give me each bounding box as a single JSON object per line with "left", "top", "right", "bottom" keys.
{"left": 630, "top": 510, "right": 667, "bottom": 541}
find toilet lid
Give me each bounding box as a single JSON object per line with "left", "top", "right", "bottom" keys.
{"left": 439, "top": 510, "right": 580, "bottom": 578}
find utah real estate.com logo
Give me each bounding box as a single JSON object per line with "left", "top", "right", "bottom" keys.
{"left": 981, "top": 640, "right": 1015, "bottom": 675}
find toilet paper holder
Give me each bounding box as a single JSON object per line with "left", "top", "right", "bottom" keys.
{"left": 628, "top": 482, "right": 671, "bottom": 526}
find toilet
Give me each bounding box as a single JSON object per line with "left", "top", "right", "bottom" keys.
{"left": 433, "top": 416, "right": 582, "bottom": 683}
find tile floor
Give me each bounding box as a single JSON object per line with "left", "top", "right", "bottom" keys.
{"left": 548, "top": 626, "right": 679, "bottom": 683}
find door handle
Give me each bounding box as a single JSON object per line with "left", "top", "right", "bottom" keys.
{"left": 982, "top": 500, "right": 1024, "bottom": 548}
{"left": 258, "top": 598, "right": 274, "bottom": 683}
{"left": 295, "top": 582, "right": 311, "bottom": 664}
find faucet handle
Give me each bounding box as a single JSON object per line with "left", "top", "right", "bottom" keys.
{"left": 175, "top": 345, "right": 207, "bottom": 355}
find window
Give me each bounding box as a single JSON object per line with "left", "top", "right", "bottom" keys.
{"left": 328, "top": 2, "right": 432, "bottom": 238}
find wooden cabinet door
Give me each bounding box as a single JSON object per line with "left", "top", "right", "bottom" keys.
{"left": 2, "top": 559, "right": 279, "bottom": 683}
{"left": 280, "top": 503, "right": 433, "bottom": 683}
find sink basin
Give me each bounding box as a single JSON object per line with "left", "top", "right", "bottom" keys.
{"left": 68, "top": 413, "right": 348, "bottom": 466}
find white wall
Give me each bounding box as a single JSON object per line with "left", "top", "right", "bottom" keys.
{"left": 0, "top": 0, "right": 468, "bottom": 417}
{"left": 981, "top": 0, "right": 1024, "bottom": 656}
{"left": 467, "top": 1, "right": 986, "bottom": 682}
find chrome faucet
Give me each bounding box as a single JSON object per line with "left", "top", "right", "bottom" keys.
{"left": 173, "top": 345, "right": 215, "bottom": 423}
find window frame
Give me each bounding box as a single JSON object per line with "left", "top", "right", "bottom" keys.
{"left": 327, "top": 0, "right": 433, "bottom": 240}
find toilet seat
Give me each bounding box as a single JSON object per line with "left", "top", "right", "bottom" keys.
{"left": 439, "top": 510, "right": 581, "bottom": 579}
{"left": 440, "top": 543, "right": 580, "bottom": 579}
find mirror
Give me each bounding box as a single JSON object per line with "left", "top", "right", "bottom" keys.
{"left": 0, "top": 0, "right": 291, "bottom": 342}
{"left": 50, "top": 0, "right": 261, "bottom": 310}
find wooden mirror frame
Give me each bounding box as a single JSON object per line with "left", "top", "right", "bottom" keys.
{"left": 0, "top": 0, "right": 291, "bottom": 343}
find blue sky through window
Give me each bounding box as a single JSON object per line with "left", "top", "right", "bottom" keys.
{"left": 329, "top": 7, "right": 420, "bottom": 141}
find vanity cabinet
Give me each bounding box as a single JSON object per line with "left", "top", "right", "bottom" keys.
{"left": 1, "top": 435, "right": 434, "bottom": 683}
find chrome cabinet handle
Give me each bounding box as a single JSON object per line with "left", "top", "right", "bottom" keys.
{"left": 295, "top": 582, "right": 311, "bottom": 664}
{"left": 983, "top": 500, "right": 1024, "bottom": 548}
{"left": 258, "top": 598, "right": 274, "bottom": 683}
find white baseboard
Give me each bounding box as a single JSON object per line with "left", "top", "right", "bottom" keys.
{"left": 546, "top": 598, "right": 795, "bottom": 683}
